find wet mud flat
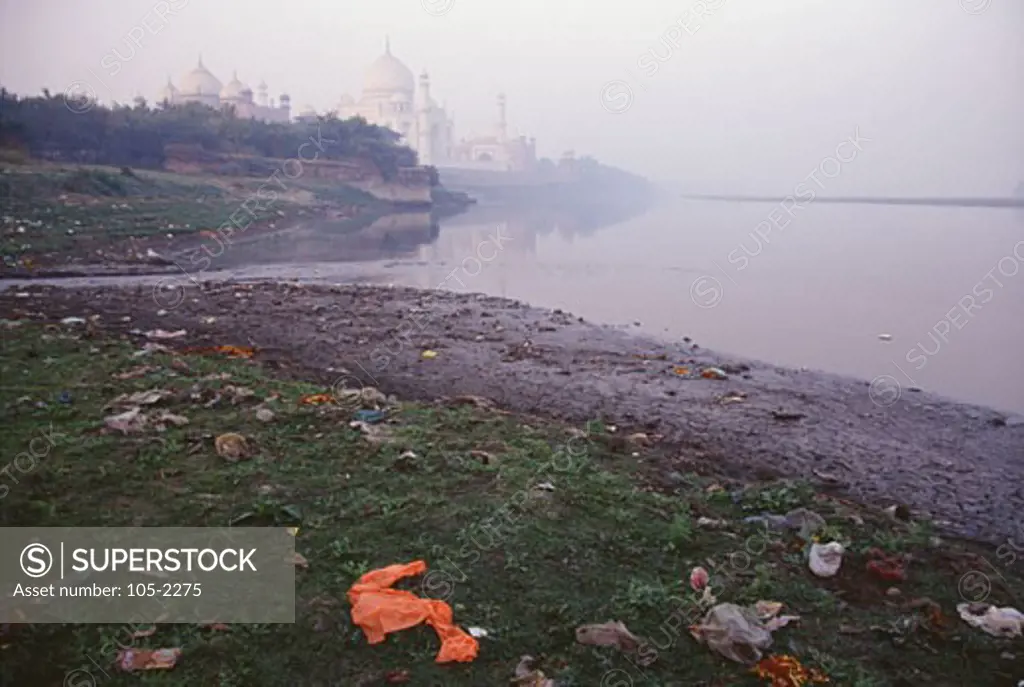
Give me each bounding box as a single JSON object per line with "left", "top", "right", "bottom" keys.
{"left": 2, "top": 281, "right": 1022, "bottom": 546}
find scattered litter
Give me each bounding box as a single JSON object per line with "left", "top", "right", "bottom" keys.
{"left": 182, "top": 345, "right": 255, "bottom": 359}
{"left": 153, "top": 412, "right": 189, "bottom": 430}
{"left": 349, "top": 421, "right": 392, "bottom": 445}
{"left": 467, "top": 627, "right": 489, "bottom": 638}
{"left": 576, "top": 620, "right": 642, "bottom": 653}
{"left": 421, "top": 350, "right": 438, "bottom": 359}
{"left": 534, "top": 481, "right": 555, "bottom": 492}
{"left": 60, "top": 317, "right": 86, "bottom": 325}
{"left": 132, "top": 343, "right": 170, "bottom": 358}
{"left": 256, "top": 408, "right": 276, "bottom": 423}
{"left": 300, "top": 393, "right": 335, "bottom": 406}
{"left": 754, "top": 601, "right": 783, "bottom": 620}
{"left": 690, "top": 566, "right": 710, "bottom": 592}
{"left": 719, "top": 391, "right": 747, "bottom": 405}
{"left": 57, "top": 391, "right": 72, "bottom": 405}
{"left": 809, "top": 542, "right": 845, "bottom": 578}
{"left": 957, "top": 603, "right": 1024, "bottom": 638}
{"left": 384, "top": 669, "right": 410, "bottom": 684}
{"left": 883, "top": 504, "right": 912, "bottom": 521}
{"left": 673, "top": 366, "right": 690, "bottom": 375}
{"left": 784, "top": 508, "right": 826, "bottom": 540}
{"left": 104, "top": 408, "right": 147, "bottom": 435}
{"left": 144, "top": 329, "right": 187, "bottom": 340}
{"left": 131, "top": 626, "right": 158, "bottom": 639}
{"left": 347, "top": 560, "right": 479, "bottom": 663}
{"left": 512, "top": 655, "right": 554, "bottom": 687}
{"left": 292, "top": 552, "right": 309, "bottom": 569}
{"left": 223, "top": 385, "right": 256, "bottom": 405}
{"left": 469, "top": 450, "right": 498, "bottom": 465}
{"left": 354, "top": 409, "right": 387, "bottom": 424}
{"left": 690, "top": 603, "right": 773, "bottom": 664}
{"left": 753, "top": 654, "right": 829, "bottom": 685}
{"left": 697, "top": 517, "right": 729, "bottom": 528}
{"left": 701, "top": 367, "right": 728, "bottom": 380}
{"left": 214, "top": 433, "right": 250, "bottom": 462}
{"left": 116, "top": 648, "right": 181, "bottom": 672}
{"left": 771, "top": 410, "right": 806, "bottom": 421}
{"left": 878, "top": 333, "right": 893, "bottom": 341}
{"left": 627, "top": 432, "right": 651, "bottom": 446}
{"left": 106, "top": 389, "right": 171, "bottom": 409}
{"left": 114, "top": 365, "right": 157, "bottom": 380}
{"left": 865, "top": 548, "right": 907, "bottom": 582}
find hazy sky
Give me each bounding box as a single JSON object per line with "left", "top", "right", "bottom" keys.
{"left": 2, "top": 0, "right": 1021, "bottom": 194}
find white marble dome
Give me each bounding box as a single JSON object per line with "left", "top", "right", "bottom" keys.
{"left": 179, "top": 57, "right": 222, "bottom": 96}
{"left": 363, "top": 41, "right": 414, "bottom": 96}
{"left": 220, "top": 71, "right": 250, "bottom": 101}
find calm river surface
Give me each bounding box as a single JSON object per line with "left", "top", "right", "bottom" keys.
{"left": 346, "top": 199, "right": 1024, "bottom": 414}
{"left": 10, "top": 199, "right": 1024, "bottom": 413}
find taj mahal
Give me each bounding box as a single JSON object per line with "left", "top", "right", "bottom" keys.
{"left": 157, "top": 39, "right": 538, "bottom": 172}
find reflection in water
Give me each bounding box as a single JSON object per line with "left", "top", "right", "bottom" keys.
{"left": 206, "top": 212, "right": 441, "bottom": 267}
{"left": 387, "top": 200, "right": 1024, "bottom": 415}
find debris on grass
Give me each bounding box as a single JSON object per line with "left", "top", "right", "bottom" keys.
{"left": 214, "top": 433, "right": 250, "bottom": 462}
{"left": 809, "top": 542, "right": 845, "bottom": 578}
{"left": 346, "top": 560, "right": 479, "bottom": 663}
{"left": 182, "top": 345, "right": 255, "bottom": 359}
{"left": 291, "top": 552, "right": 309, "bottom": 569}
{"left": 256, "top": 408, "right": 276, "bottom": 423}
{"left": 957, "top": 603, "right": 1024, "bottom": 638}
{"left": 534, "top": 481, "right": 555, "bottom": 492}
{"left": 511, "top": 655, "right": 554, "bottom": 687}
{"left": 467, "top": 627, "right": 489, "bottom": 638}
{"left": 575, "top": 620, "right": 647, "bottom": 658}
{"left": 104, "top": 407, "right": 147, "bottom": 435}
{"left": 690, "top": 566, "right": 710, "bottom": 592}
{"left": 752, "top": 653, "right": 830, "bottom": 686}
{"left": 354, "top": 409, "right": 387, "bottom": 424}
{"left": 697, "top": 516, "right": 729, "bottom": 528}
{"left": 223, "top": 385, "right": 256, "bottom": 405}
{"left": 865, "top": 548, "right": 907, "bottom": 582}
{"left": 113, "top": 364, "right": 157, "bottom": 380}
{"left": 105, "top": 389, "right": 171, "bottom": 410}
{"left": 690, "top": 603, "right": 774, "bottom": 664}
{"left": 132, "top": 342, "right": 171, "bottom": 358}
{"left": 469, "top": 450, "right": 498, "bottom": 465}
{"left": 144, "top": 329, "right": 187, "bottom": 340}
{"left": 300, "top": 393, "right": 335, "bottom": 406}
{"left": 350, "top": 420, "right": 393, "bottom": 445}
{"left": 701, "top": 367, "right": 728, "bottom": 380}
{"left": 784, "top": 508, "right": 826, "bottom": 540}
{"left": 116, "top": 647, "right": 181, "bottom": 672}
{"left": 153, "top": 411, "right": 189, "bottom": 430}
{"left": 60, "top": 316, "right": 86, "bottom": 325}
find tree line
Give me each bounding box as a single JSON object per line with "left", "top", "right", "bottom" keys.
{"left": 0, "top": 88, "right": 419, "bottom": 179}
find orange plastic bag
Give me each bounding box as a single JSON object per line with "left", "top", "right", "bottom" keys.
{"left": 347, "top": 560, "right": 479, "bottom": 663}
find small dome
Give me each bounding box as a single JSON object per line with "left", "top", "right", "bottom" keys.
{"left": 220, "top": 71, "right": 250, "bottom": 100}
{"left": 363, "top": 40, "right": 415, "bottom": 96}
{"left": 279, "top": 93, "right": 291, "bottom": 102}
{"left": 336, "top": 93, "right": 356, "bottom": 108}
{"left": 179, "top": 56, "right": 222, "bottom": 96}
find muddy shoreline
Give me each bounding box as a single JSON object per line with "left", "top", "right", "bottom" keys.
{"left": 2, "top": 280, "right": 1022, "bottom": 545}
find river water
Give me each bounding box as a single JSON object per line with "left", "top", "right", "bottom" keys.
{"left": 6, "top": 199, "right": 1023, "bottom": 413}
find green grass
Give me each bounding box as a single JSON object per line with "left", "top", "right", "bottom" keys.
{"left": 1, "top": 322, "right": 1021, "bottom": 686}
{"left": 0, "top": 162, "right": 383, "bottom": 263}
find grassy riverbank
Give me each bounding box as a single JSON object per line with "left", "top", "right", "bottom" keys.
{"left": 0, "top": 319, "right": 1020, "bottom": 686}
{"left": 0, "top": 161, "right": 392, "bottom": 273}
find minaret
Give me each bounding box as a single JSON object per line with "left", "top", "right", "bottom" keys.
{"left": 385, "top": 35, "right": 391, "bottom": 55}
{"left": 417, "top": 71, "right": 433, "bottom": 165}
{"left": 256, "top": 79, "right": 268, "bottom": 107}
{"left": 496, "top": 93, "right": 507, "bottom": 142}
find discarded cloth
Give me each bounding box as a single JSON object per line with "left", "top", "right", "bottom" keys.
{"left": 347, "top": 560, "right": 479, "bottom": 663}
